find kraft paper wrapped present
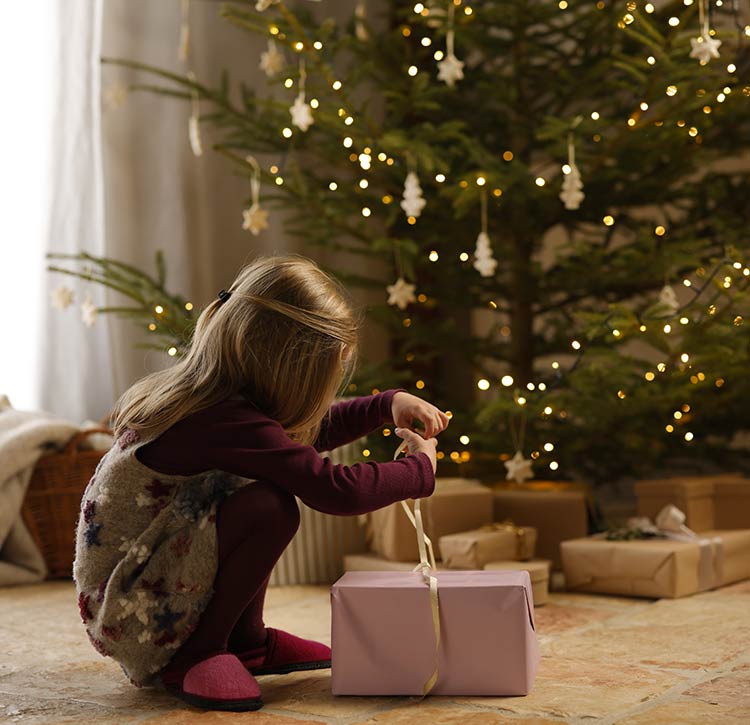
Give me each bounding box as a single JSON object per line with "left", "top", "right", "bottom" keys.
{"left": 561, "top": 528, "right": 750, "bottom": 599}
{"left": 364, "top": 478, "right": 493, "bottom": 562}
{"left": 635, "top": 477, "right": 714, "bottom": 532}
{"left": 484, "top": 559, "right": 551, "bottom": 606}
{"left": 491, "top": 481, "right": 589, "bottom": 569}
{"left": 712, "top": 475, "right": 750, "bottom": 529}
{"left": 439, "top": 523, "right": 537, "bottom": 569}
{"left": 331, "top": 570, "right": 540, "bottom": 696}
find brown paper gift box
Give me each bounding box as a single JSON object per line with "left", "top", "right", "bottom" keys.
{"left": 485, "top": 560, "right": 551, "bottom": 606}
{"left": 491, "top": 482, "right": 588, "bottom": 570}
{"left": 712, "top": 475, "right": 750, "bottom": 529}
{"left": 439, "top": 525, "right": 537, "bottom": 569}
{"left": 561, "top": 529, "right": 750, "bottom": 599}
{"left": 363, "top": 478, "right": 493, "bottom": 562}
{"left": 634, "top": 477, "right": 714, "bottom": 532}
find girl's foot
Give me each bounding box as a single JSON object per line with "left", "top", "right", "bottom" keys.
{"left": 237, "top": 628, "right": 331, "bottom": 676}
{"left": 161, "top": 653, "right": 263, "bottom": 711}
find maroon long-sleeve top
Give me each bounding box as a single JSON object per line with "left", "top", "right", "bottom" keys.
{"left": 136, "top": 389, "right": 434, "bottom": 516}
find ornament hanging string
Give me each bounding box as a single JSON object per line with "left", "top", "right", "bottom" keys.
{"left": 446, "top": 1, "right": 456, "bottom": 58}
{"left": 245, "top": 155, "right": 262, "bottom": 210}
{"left": 179, "top": 0, "right": 191, "bottom": 63}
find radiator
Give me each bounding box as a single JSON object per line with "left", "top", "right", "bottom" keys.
{"left": 269, "top": 441, "right": 368, "bottom": 586}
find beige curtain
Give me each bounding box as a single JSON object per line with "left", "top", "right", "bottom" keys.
{"left": 101, "top": 0, "right": 387, "bottom": 406}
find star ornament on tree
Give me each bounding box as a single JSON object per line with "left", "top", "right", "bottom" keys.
{"left": 242, "top": 203, "right": 269, "bottom": 235}
{"left": 689, "top": 34, "right": 721, "bottom": 64}
{"left": 80, "top": 294, "right": 98, "bottom": 328}
{"left": 504, "top": 450, "right": 534, "bottom": 484}
{"left": 437, "top": 52, "right": 464, "bottom": 87}
{"left": 51, "top": 285, "right": 75, "bottom": 310}
{"left": 290, "top": 93, "right": 314, "bottom": 132}
{"left": 386, "top": 277, "right": 416, "bottom": 310}
{"left": 259, "top": 40, "right": 284, "bottom": 77}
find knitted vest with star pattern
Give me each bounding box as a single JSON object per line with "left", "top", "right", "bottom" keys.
{"left": 73, "top": 426, "right": 252, "bottom": 686}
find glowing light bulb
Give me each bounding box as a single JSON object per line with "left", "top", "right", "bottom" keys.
{"left": 435, "top": 173, "right": 446, "bottom": 183}
{"left": 549, "top": 461, "right": 559, "bottom": 471}
{"left": 501, "top": 375, "right": 514, "bottom": 387}
{"left": 429, "top": 250, "right": 439, "bottom": 262}
{"left": 408, "top": 65, "right": 418, "bottom": 77}
{"left": 544, "top": 442, "right": 554, "bottom": 452}
{"left": 543, "top": 406, "right": 552, "bottom": 415}
{"left": 167, "top": 346, "right": 177, "bottom": 356}
{"left": 460, "top": 435, "right": 470, "bottom": 445}
{"left": 477, "top": 378, "right": 490, "bottom": 391}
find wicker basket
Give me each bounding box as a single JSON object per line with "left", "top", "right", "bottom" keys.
{"left": 21, "top": 428, "right": 111, "bottom": 579}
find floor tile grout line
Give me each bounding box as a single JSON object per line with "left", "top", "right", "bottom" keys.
{"left": 587, "top": 650, "right": 750, "bottom": 725}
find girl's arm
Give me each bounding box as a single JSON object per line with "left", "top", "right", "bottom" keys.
{"left": 136, "top": 400, "right": 435, "bottom": 516}
{"left": 313, "top": 389, "right": 402, "bottom": 452}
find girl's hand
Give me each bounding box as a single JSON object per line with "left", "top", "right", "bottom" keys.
{"left": 395, "top": 428, "right": 438, "bottom": 473}
{"left": 391, "top": 391, "right": 449, "bottom": 439}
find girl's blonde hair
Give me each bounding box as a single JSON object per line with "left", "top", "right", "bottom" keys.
{"left": 112, "top": 255, "right": 359, "bottom": 445}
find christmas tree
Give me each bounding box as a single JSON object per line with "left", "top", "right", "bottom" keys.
{"left": 81, "top": 0, "right": 750, "bottom": 481}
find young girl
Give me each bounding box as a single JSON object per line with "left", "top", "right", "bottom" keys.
{"left": 74, "top": 256, "right": 447, "bottom": 712}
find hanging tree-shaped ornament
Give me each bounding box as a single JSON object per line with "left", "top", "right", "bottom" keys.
{"left": 241, "top": 155, "right": 269, "bottom": 236}
{"left": 690, "top": 0, "right": 721, "bottom": 64}
{"left": 290, "top": 59, "right": 314, "bottom": 132}
{"left": 560, "top": 123, "right": 585, "bottom": 210}
{"left": 386, "top": 239, "right": 417, "bottom": 310}
{"left": 437, "top": 1, "right": 464, "bottom": 87}
{"left": 659, "top": 283, "right": 680, "bottom": 315}
{"left": 473, "top": 188, "right": 497, "bottom": 277}
{"left": 187, "top": 71, "right": 203, "bottom": 157}
{"left": 401, "top": 171, "right": 426, "bottom": 219}
{"left": 179, "top": 0, "right": 191, "bottom": 63}
{"left": 260, "top": 39, "right": 285, "bottom": 77}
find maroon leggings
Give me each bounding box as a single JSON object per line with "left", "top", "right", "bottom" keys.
{"left": 170, "top": 481, "right": 300, "bottom": 669}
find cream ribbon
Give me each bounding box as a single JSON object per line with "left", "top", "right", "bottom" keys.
{"left": 627, "top": 504, "right": 724, "bottom": 591}
{"left": 394, "top": 440, "right": 441, "bottom": 695}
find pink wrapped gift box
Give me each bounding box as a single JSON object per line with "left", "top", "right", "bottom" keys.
{"left": 331, "top": 570, "right": 540, "bottom": 696}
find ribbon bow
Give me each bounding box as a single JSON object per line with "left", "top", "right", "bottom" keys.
{"left": 624, "top": 504, "right": 723, "bottom": 591}
{"left": 394, "top": 440, "right": 441, "bottom": 695}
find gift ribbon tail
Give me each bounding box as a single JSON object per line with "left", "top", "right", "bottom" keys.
{"left": 394, "top": 439, "right": 441, "bottom": 695}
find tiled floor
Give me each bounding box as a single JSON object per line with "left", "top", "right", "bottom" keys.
{"left": 1, "top": 579, "right": 748, "bottom": 723}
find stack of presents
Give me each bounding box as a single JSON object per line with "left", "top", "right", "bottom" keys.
{"left": 331, "top": 474, "right": 750, "bottom": 696}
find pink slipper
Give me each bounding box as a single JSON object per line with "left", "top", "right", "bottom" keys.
{"left": 238, "top": 628, "right": 331, "bottom": 676}
{"left": 162, "top": 653, "right": 263, "bottom": 711}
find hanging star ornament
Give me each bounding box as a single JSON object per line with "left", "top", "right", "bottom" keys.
{"left": 290, "top": 93, "right": 314, "bottom": 132}
{"left": 504, "top": 450, "right": 534, "bottom": 484}
{"left": 690, "top": 34, "right": 721, "bottom": 64}
{"left": 437, "top": 52, "right": 464, "bottom": 87}
{"left": 259, "top": 40, "right": 284, "bottom": 77}
{"left": 386, "top": 277, "right": 416, "bottom": 310}
{"left": 242, "top": 203, "right": 269, "bottom": 235}
{"left": 80, "top": 294, "right": 98, "bottom": 328}
{"left": 51, "top": 285, "right": 75, "bottom": 310}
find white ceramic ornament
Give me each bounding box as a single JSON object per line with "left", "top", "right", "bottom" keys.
{"left": 260, "top": 40, "right": 284, "bottom": 77}
{"left": 242, "top": 204, "right": 269, "bottom": 236}
{"left": 51, "top": 285, "right": 75, "bottom": 310}
{"left": 188, "top": 115, "right": 203, "bottom": 157}
{"left": 659, "top": 284, "right": 680, "bottom": 315}
{"left": 400, "top": 172, "right": 426, "bottom": 219}
{"left": 473, "top": 231, "right": 498, "bottom": 278}
{"left": 504, "top": 450, "right": 534, "bottom": 484}
{"left": 386, "top": 277, "right": 416, "bottom": 310}
{"left": 690, "top": 34, "right": 721, "bottom": 64}
{"left": 437, "top": 52, "right": 464, "bottom": 87}
{"left": 290, "top": 92, "right": 314, "bottom": 132}
{"left": 80, "top": 294, "right": 98, "bottom": 328}
{"left": 560, "top": 162, "right": 584, "bottom": 210}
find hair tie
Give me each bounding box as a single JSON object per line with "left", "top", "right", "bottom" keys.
{"left": 217, "top": 289, "right": 232, "bottom": 304}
